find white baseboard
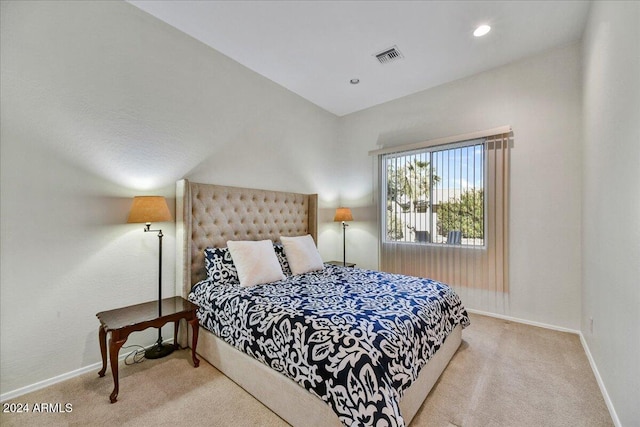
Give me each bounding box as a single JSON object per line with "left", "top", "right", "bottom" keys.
{"left": 0, "top": 339, "right": 174, "bottom": 403}
{"left": 579, "top": 333, "right": 622, "bottom": 427}
{"left": 466, "top": 308, "right": 580, "bottom": 334}
{"left": 1, "top": 360, "right": 111, "bottom": 403}
{"left": 467, "top": 309, "right": 620, "bottom": 427}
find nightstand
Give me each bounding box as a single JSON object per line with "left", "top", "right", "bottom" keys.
{"left": 326, "top": 261, "right": 356, "bottom": 268}
{"left": 96, "top": 296, "right": 199, "bottom": 403}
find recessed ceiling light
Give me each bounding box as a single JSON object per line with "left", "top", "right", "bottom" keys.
{"left": 473, "top": 24, "right": 491, "bottom": 37}
{"left": 350, "top": 78, "right": 360, "bottom": 85}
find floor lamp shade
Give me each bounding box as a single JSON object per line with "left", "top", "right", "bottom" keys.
{"left": 334, "top": 207, "right": 353, "bottom": 266}
{"left": 127, "top": 196, "right": 172, "bottom": 224}
{"left": 333, "top": 207, "right": 353, "bottom": 222}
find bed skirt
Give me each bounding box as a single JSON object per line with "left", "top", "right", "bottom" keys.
{"left": 187, "top": 324, "right": 462, "bottom": 426}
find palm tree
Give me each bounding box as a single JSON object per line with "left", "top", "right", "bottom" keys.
{"left": 387, "top": 158, "right": 440, "bottom": 212}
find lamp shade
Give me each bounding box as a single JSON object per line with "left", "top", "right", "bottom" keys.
{"left": 127, "top": 196, "right": 172, "bottom": 224}
{"left": 333, "top": 207, "right": 353, "bottom": 222}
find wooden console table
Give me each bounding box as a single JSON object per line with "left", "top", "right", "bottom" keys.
{"left": 96, "top": 296, "right": 200, "bottom": 403}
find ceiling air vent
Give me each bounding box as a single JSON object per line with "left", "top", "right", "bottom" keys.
{"left": 374, "top": 46, "right": 404, "bottom": 64}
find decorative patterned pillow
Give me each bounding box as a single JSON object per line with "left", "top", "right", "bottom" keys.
{"left": 203, "top": 247, "right": 239, "bottom": 285}
{"left": 273, "top": 243, "right": 292, "bottom": 276}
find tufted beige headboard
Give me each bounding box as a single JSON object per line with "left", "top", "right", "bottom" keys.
{"left": 176, "top": 179, "right": 318, "bottom": 297}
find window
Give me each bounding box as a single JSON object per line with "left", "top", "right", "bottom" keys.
{"left": 373, "top": 129, "right": 511, "bottom": 293}
{"left": 383, "top": 139, "right": 485, "bottom": 247}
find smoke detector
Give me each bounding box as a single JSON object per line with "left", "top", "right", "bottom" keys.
{"left": 374, "top": 46, "right": 404, "bottom": 64}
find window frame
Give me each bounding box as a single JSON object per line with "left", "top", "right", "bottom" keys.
{"left": 380, "top": 138, "right": 488, "bottom": 249}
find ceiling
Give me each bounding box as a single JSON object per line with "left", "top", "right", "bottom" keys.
{"left": 128, "top": 1, "right": 591, "bottom": 117}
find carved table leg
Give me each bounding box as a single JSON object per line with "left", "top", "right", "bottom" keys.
{"left": 189, "top": 317, "right": 200, "bottom": 368}
{"left": 98, "top": 326, "right": 107, "bottom": 377}
{"left": 174, "top": 320, "right": 180, "bottom": 350}
{"left": 108, "top": 335, "right": 126, "bottom": 403}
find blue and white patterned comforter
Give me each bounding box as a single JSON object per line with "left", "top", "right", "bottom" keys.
{"left": 189, "top": 264, "right": 469, "bottom": 427}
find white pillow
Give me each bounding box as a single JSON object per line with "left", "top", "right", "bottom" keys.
{"left": 280, "top": 235, "right": 324, "bottom": 275}
{"left": 227, "top": 240, "right": 285, "bottom": 287}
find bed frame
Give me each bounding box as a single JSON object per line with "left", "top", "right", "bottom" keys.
{"left": 176, "top": 179, "right": 461, "bottom": 426}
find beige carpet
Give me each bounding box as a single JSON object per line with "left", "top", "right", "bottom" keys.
{"left": 1, "top": 314, "right": 613, "bottom": 426}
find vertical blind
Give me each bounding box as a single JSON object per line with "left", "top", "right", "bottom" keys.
{"left": 377, "top": 131, "right": 511, "bottom": 295}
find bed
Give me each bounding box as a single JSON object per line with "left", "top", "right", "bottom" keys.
{"left": 176, "top": 179, "right": 469, "bottom": 426}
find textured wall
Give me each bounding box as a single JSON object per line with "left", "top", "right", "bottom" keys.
{"left": 0, "top": 0, "right": 339, "bottom": 395}
{"left": 582, "top": 2, "right": 640, "bottom": 425}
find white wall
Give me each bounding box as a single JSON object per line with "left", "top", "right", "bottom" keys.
{"left": 338, "top": 43, "right": 583, "bottom": 330}
{"left": 582, "top": 2, "right": 640, "bottom": 425}
{"left": 0, "top": 1, "right": 340, "bottom": 395}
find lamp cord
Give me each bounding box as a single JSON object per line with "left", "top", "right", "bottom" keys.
{"left": 122, "top": 345, "right": 146, "bottom": 365}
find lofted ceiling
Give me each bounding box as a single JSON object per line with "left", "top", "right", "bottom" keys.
{"left": 128, "top": 1, "right": 590, "bottom": 116}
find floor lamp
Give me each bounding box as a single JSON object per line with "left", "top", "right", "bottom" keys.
{"left": 127, "top": 196, "right": 174, "bottom": 359}
{"left": 333, "top": 207, "right": 353, "bottom": 266}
